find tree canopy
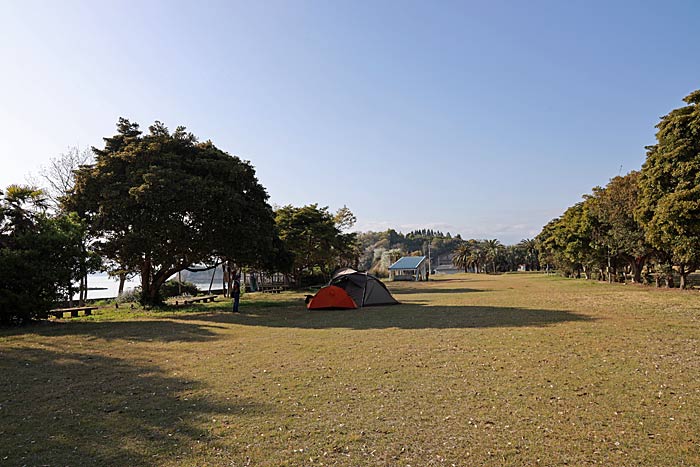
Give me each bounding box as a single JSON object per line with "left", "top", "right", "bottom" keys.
{"left": 275, "top": 204, "right": 357, "bottom": 283}
{"left": 66, "top": 119, "right": 278, "bottom": 304}
{"left": 637, "top": 90, "right": 700, "bottom": 288}
{"left": 0, "top": 186, "right": 86, "bottom": 324}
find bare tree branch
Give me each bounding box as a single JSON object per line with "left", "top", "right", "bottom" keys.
{"left": 37, "top": 146, "right": 94, "bottom": 210}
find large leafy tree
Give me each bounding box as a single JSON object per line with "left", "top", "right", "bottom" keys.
{"left": 537, "top": 202, "right": 603, "bottom": 278}
{"left": 275, "top": 204, "right": 357, "bottom": 283}
{"left": 536, "top": 218, "right": 566, "bottom": 274}
{"left": 586, "top": 171, "right": 653, "bottom": 283}
{"left": 66, "top": 119, "right": 277, "bottom": 304}
{"left": 0, "top": 186, "right": 86, "bottom": 324}
{"left": 637, "top": 90, "right": 700, "bottom": 288}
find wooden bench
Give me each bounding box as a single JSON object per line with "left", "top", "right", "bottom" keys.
{"left": 50, "top": 306, "right": 98, "bottom": 319}
{"left": 179, "top": 295, "right": 218, "bottom": 305}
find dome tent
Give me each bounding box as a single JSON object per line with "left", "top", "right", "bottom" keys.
{"left": 329, "top": 268, "right": 399, "bottom": 307}
{"left": 306, "top": 285, "right": 357, "bottom": 310}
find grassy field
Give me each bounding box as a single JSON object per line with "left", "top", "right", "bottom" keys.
{"left": 1, "top": 273, "right": 699, "bottom": 466}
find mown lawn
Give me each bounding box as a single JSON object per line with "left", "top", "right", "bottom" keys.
{"left": 1, "top": 273, "right": 699, "bottom": 466}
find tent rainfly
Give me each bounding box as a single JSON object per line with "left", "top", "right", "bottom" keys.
{"left": 306, "top": 268, "right": 398, "bottom": 310}
{"left": 329, "top": 268, "right": 398, "bottom": 307}
{"left": 306, "top": 285, "right": 357, "bottom": 310}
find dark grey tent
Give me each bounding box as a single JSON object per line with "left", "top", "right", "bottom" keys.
{"left": 329, "top": 268, "right": 399, "bottom": 307}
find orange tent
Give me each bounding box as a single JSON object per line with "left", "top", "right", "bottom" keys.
{"left": 306, "top": 285, "right": 357, "bottom": 310}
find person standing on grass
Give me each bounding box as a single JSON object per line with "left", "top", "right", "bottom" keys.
{"left": 232, "top": 275, "right": 241, "bottom": 312}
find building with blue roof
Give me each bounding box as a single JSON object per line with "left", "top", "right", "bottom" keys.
{"left": 388, "top": 255, "right": 428, "bottom": 281}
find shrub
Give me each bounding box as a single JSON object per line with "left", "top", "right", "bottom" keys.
{"left": 160, "top": 280, "right": 200, "bottom": 298}
{"left": 116, "top": 287, "right": 141, "bottom": 304}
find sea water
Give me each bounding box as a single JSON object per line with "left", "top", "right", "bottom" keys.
{"left": 74, "top": 272, "right": 217, "bottom": 300}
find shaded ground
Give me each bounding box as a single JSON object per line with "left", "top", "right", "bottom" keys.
{"left": 1, "top": 273, "right": 699, "bottom": 466}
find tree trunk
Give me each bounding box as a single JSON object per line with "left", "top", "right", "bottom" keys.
{"left": 118, "top": 272, "right": 126, "bottom": 295}
{"left": 208, "top": 258, "right": 219, "bottom": 294}
{"left": 222, "top": 262, "right": 228, "bottom": 297}
{"left": 630, "top": 259, "right": 643, "bottom": 284}
{"left": 83, "top": 274, "right": 88, "bottom": 305}
{"left": 227, "top": 260, "right": 235, "bottom": 296}
{"left": 679, "top": 264, "right": 688, "bottom": 290}
{"left": 143, "top": 266, "right": 179, "bottom": 306}
{"left": 666, "top": 272, "right": 674, "bottom": 288}
{"left": 140, "top": 257, "right": 153, "bottom": 305}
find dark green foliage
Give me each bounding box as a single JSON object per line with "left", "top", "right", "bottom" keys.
{"left": 0, "top": 186, "right": 85, "bottom": 324}
{"left": 587, "top": 171, "right": 652, "bottom": 283}
{"left": 537, "top": 89, "right": 700, "bottom": 287}
{"left": 517, "top": 239, "right": 540, "bottom": 271}
{"left": 160, "top": 280, "right": 199, "bottom": 298}
{"left": 66, "top": 119, "right": 278, "bottom": 305}
{"left": 637, "top": 90, "right": 700, "bottom": 288}
{"left": 452, "top": 243, "right": 472, "bottom": 272}
{"left": 275, "top": 204, "right": 357, "bottom": 283}
{"left": 537, "top": 199, "right": 611, "bottom": 278}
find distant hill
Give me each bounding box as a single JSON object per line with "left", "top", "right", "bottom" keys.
{"left": 356, "top": 229, "right": 462, "bottom": 276}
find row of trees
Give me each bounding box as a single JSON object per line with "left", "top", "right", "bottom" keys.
{"left": 536, "top": 89, "right": 700, "bottom": 288}
{"left": 452, "top": 238, "right": 539, "bottom": 273}
{"left": 0, "top": 119, "right": 359, "bottom": 323}
{"left": 354, "top": 230, "right": 540, "bottom": 276}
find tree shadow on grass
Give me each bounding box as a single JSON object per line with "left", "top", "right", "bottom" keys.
{"left": 175, "top": 302, "right": 595, "bottom": 330}
{"left": 0, "top": 347, "right": 268, "bottom": 466}
{"left": 0, "top": 319, "right": 222, "bottom": 342}
{"left": 391, "top": 287, "right": 486, "bottom": 295}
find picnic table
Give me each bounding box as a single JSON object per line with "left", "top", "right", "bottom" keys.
{"left": 50, "top": 306, "right": 98, "bottom": 318}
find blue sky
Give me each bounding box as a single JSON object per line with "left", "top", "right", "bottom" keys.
{"left": 1, "top": 0, "right": 699, "bottom": 243}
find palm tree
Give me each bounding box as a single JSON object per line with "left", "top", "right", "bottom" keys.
{"left": 469, "top": 240, "right": 484, "bottom": 273}
{"left": 483, "top": 239, "right": 503, "bottom": 274}
{"left": 517, "top": 238, "right": 539, "bottom": 271}
{"left": 1, "top": 185, "right": 48, "bottom": 236}
{"left": 452, "top": 243, "right": 471, "bottom": 272}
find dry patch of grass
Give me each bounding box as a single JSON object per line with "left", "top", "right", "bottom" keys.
{"left": 1, "top": 274, "right": 699, "bottom": 466}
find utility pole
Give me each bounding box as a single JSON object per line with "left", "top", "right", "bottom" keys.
{"left": 427, "top": 240, "right": 431, "bottom": 281}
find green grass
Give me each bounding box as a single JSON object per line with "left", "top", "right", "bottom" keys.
{"left": 1, "top": 274, "right": 699, "bottom": 466}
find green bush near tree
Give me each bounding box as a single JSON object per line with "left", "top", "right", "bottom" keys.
{"left": 160, "top": 280, "right": 200, "bottom": 298}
